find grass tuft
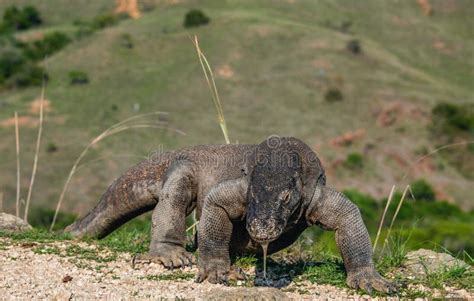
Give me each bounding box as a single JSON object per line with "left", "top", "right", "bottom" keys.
{"left": 145, "top": 271, "right": 195, "bottom": 281}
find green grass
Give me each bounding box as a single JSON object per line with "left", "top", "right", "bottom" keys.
{"left": 145, "top": 271, "right": 195, "bottom": 282}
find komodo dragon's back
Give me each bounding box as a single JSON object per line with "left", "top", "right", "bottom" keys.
{"left": 65, "top": 143, "right": 255, "bottom": 238}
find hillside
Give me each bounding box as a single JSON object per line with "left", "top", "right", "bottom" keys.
{"left": 0, "top": 0, "right": 473, "bottom": 218}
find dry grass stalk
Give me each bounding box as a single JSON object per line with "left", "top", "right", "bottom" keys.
{"left": 24, "top": 83, "right": 45, "bottom": 223}
{"left": 373, "top": 184, "right": 395, "bottom": 252}
{"left": 50, "top": 112, "right": 184, "bottom": 231}
{"left": 0, "top": 192, "right": 3, "bottom": 212}
{"left": 380, "top": 185, "right": 414, "bottom": 256}
{"left": 192, "top": 35, "right": 230, "bottom": 144}
{"left": 15, "top": 112, "right": 21, "bottom": 217}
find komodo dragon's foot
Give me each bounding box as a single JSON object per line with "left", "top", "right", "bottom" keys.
{"left": 137, "top": 244, "right": 195, "bottom": 269}
{"left": 196, "top": 262, "right": 246, "bottom": 284}
{"left": 347, "top": 268, "right": 397, "bottom": 294}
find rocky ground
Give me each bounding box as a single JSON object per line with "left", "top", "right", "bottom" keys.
{"left": 0, "top": 236, "right": 472, "bottom": 300}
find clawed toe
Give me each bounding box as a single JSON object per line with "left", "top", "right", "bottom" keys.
{"left": 135, "top": 245, "right": 196, "bottom": 269}
{"left": 348, "top": 270, "right": 397, "bottom": 294}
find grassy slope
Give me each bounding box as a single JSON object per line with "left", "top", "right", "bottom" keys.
{"left": 0, "top": 0, "right": 473, "bottom": 215}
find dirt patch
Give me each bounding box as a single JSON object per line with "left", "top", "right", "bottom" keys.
{"left": 390, "top": 16, "right": 410, "bottom": 27}
{"left": 417, "top": 0, "right": 433, "bottom": 16}
{"left": 311, "top": 59, "right": 332, "bottom": 70}
{"left": 29, "top": 98, "right": 52, "bottom": 114}
{"left": 0, "top": 116, "right": 39, "bottom": 128}
{"left": 329, "top": 128, "right": 366, "bottom": 147}
{"left": 115, "top": 0, "right": 141, "bottom": 19}
{"left": 432, "top": 38, "right": 454, "bottom": 54}
{"left": 374, "top": 101, "right": 428, "bottom": 127}
{"left": 216, "top": 64, "right": 235, "bottom": 79}
{"left": 435, "top": 0, "right": 458, "bottom": 13}
{"left": 254, "top": 25, "right": 273, "bottom": 37}
{"left": 308, "top": 40, "right": 329, "bottom": 50}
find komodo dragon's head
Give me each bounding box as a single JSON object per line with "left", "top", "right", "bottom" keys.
{"left": 245, "top": 137, "right": 304, "bottom": 243}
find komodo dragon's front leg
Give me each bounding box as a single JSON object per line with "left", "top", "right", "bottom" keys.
{"left": 307, "top": 185, "right": 396, "bottom": 294}
{"left": 196, "top": 178, "right": 248, "bottom": 284}
{"left": 140, "top": 160, "right": 198, "bottom": 268}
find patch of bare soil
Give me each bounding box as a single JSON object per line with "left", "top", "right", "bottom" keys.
{"left": 216, "top": 64, "right": 235, "bottom": 79}
{"left": 115, "top": 0, "right": 141, "bottom": 19}
{"left": 329, "top": 128, "right": 366, "bottom": 147}
{"left": 29, "top": 98, "right": 52, "bottom": 114}
{"left": 0, "top": 116, "right": 39, "bottom": 128}
{"left": 374, "top": 101, "right": 428, "bottom": 127}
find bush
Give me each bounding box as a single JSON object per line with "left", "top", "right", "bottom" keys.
{"left": 183, "top": 9, "right": 210, "bottom": 28}
{"left": 0, "top": 49, "right": 25, "bottom": 81}
{"left": 9, "top": 64, "right": 47, "bottom": 87}
{"left": 24, "top": 31, "right": 71, "bottom": 60}
{"left": 432, "top": 102, "right": 474, "bottom": 132}
{"left": 120, "top": 33, "right": 133, "bottom": 49}
{"left": 345, "top": 152, "right": 364, "bottom": 169}
{"left": 91, "top": 13, "right": 118, "bottom": 30}
{"left": 68, "top": 70, "right": 89, "bottom": 85}
{"left": 410, "top": 179, "right": 436, "bottom": 202}
{"left": 27, "top": 207, "right": 76, "bottom": 230}
{"left": 346, "top": 39, "right": 361, "bottom": 54}
{"left": 2, "top": 5, "right": 42, "bottom": 31}
{"left": 324, "top": 87, "right": 343, "bottom": 102}
{"left": 46, "top": 142, "right": 58, "bottom": 153}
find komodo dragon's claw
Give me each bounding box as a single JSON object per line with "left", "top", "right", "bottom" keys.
{"left": 132, "top": 248, "right": 195, "bottom": 269}
{"left": 347, "top": 269, "right": 397, "bottom": 294}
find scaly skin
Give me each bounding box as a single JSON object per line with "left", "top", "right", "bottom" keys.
{"left": 65, "top": 137, "right": 395, "bottom": 294}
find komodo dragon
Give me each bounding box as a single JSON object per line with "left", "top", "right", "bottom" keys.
{"left": 65, "top": 136, "right": 395, "bottom": 293}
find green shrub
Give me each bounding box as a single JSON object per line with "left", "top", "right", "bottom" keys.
{"left": 120, "top": 33, "right": 133, "bottom": 49}
{"left": 346, "top": 39, "right": 361, "bottom": 54}
{"left": 0, "top": 49, "right": 25, "bottom": 80}
{"left": 27, "top": 207, "right": 76, "bottom": 230}
{"left": 46, "top": 142, "right": 58, "bottom": 153}
{"left": 410, "top": 179, "right": 436, "bottom": 202}
{"left": 345, "top": 152, "right": 364, "bottom": 169}
{"left": 8, "top": 63, "right": 46, "bottom": 87}
{"left": 432, "top": 102, "right": 474, "bottom": 132}
{"left": 68, "top": 70, "right": 89, "bottom": 85}
{"left": 23, "top": 31, "right": 71, "bottom": 60}
{"left": 74, "top": 25, "right": 95, "bottom": 39}
{"left": 183, "top": 9, "right": 210, "bottom": 28}
{"left": 1, "top": 5, "right": 42, "bottom": 31}
{"left": 91, "top": 13, "right": 118, "bottom": 30}
{"left": 324, "top": 87, "right": 343, "bottom": 102}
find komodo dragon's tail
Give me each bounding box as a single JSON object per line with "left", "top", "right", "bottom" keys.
{"left": 64, "top": 159, "right": 169, "bottom": 239}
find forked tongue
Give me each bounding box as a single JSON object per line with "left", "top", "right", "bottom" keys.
{"left": 261, "top": 242, "right": 269, "bottom": 279}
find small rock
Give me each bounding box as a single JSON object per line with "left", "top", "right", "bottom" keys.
{"left": 0, "top": 213, "right": 32, "bottom": 233}
{"left": 62, "top": 275, "right": 73, "bottom": 283}
{"left": 404, "top": 249, "right": 470, "bottom": 275}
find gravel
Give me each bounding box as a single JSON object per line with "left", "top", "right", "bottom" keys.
{"left": 0, "top": 238, "right": 471, "bottom": 300}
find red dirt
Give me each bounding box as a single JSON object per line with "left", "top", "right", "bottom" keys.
{"left": 115, "top": 0, "right": 141, "bottom": 19}
{"left": 329, "top": 128, "right": 366, "bottom": 147}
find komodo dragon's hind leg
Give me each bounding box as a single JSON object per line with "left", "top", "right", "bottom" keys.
{"left": 143, "top": 160, "right": 198, "bottom": 268}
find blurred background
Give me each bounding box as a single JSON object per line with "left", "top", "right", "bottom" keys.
{"left": 0, "top": 0, "right": 472, "bottom": 255}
